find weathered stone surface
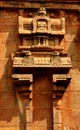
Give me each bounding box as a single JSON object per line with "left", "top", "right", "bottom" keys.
{"left": 0, "top": 127, "right": 19, "bottom": 130}
{"left": 0, "top": 109, "right": 19, "bottom": 127}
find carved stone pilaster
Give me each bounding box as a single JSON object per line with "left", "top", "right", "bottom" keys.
{"left": 52, "top": 83, "right": 62, "bottom": 130}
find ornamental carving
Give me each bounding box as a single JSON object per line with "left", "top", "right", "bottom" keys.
{"left": 12, "top": 7, "right": 72, "bottom": 77}
{"left": 18, "top": 7, "right": 65, "bottom": 35}
{"left": 12, "top": 7, "right": 72, "bottom": 102}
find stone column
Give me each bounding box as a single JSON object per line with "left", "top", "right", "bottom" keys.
{"left": 54, "top": 38, "right": 59, "bottom": 46}
{"left": 33, "top": 36, "right": 37, "bottom": 45}
{"left": 18, "top": 10, "right": 24, "bottom": 32}
{"left": 25, "top": 84, "right": 33, "bottom": 130}
{"left": 46, "top": 38, "right": 49, "bottom": 46}
{"left": 38, "top": 37, "right": 41, "bottom": 45}
{"left": 43, "top": 38, "right": 46, "bottom": 45}
{"left": 60, "top": 11, "right": 65, "bottom": 34}
{"left": 14, "top": 74, "right": 33, "bottom": 130}
{"left": 52, "top": 80, "right": 63, "bottom": 130}
{"left": 61, "top": 17, "right": 65, "bottom": 34}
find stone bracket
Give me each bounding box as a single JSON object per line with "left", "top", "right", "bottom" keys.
{"left": 53, "top": 74, "right": 71, "bottom": 87}
{"left": 52, "top": 74, "right": 71, "bottom": 99}
{"left": 12, "top": 74, "right": 33, "bottom": 82}
{"left": 53, "top": 74, "right": 71, "bottom": 83}
{"left": 12, "top": 74, "right": 33, "bottom": 99}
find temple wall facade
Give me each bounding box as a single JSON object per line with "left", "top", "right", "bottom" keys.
{"left": 0, "top": 2, "right": 80, "bottom": 130}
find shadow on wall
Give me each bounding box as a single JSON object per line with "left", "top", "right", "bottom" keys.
{"left": 68, "top": 24, "right": 80, "bottom": 69}
{"left": 0, "top": 9, "right": 25, "bottom": 130}
{"left": 62, "top": 12, "right": 80, "bottom": 130}
{"left": 65, "top": 12, "right": 80, "bottom": 69}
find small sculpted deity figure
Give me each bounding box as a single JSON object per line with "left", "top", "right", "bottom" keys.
{"left": 37, "top": 19, "right": 47, "bottom": 31}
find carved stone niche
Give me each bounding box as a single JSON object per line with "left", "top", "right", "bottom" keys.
{"left": 32, "top": 15, "right": 51, "bottom": 34}
{"left": 18, "top": 7, "right": 65, "bottom": 35}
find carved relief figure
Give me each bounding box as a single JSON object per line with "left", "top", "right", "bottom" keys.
{"left": 37, "top": 19, "right": 47, "bottom": 31}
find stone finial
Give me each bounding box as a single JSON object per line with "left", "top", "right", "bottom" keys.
{"left": 60, "top": 10, "right": 65, "bottom": 17}
{"left": 38, "top": 7, "right": 46, "bottom": 16}
{"left": 18, "top": 9, "right": 24, "bottom": 16}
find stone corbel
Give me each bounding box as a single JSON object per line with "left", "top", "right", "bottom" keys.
{"left": 12, "top": 74, "right": 33, "bottom": 98}
{"left": 52, "top": 74, "right": 71, "bottom": 99}
{"left": 17, "top": 85, "right": 33, "bottom": 99}
{"left": 53, "top": 74, "right": 71, "bottom": 86}
{"left": 12, "top": 74, "right": 33, "bottom": 84}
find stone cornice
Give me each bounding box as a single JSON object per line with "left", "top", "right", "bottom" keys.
{"left": 0, "top": 1, "right": 80, "bottom": 10}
